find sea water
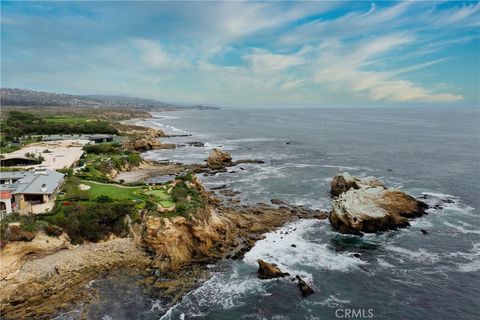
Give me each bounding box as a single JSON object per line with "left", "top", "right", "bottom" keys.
{"left": 73, "top": 107, "right": 479, "bottom": 320}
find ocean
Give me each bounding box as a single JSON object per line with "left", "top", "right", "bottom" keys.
{"left": 75, "top": 107, "right": 480, "bottom": 320}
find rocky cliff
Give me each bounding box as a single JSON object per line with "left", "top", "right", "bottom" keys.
{"left": 0, "top": 238, "right": 151, "bottom": 319}
{"left": 141, "top": 203, "right": 320, "bottom": 272}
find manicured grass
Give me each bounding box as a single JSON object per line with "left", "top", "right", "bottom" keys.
{"left": 41, "top": 115, "right": 88, "bottom": 124}
{"left": 145, "top": 188, "right": 175, "bottom": 208}
{"left": 82, "top": 181, "right": 143, "bottom": 201}
{"left": 81, "top": 181, "right": 175, "bottom": 208}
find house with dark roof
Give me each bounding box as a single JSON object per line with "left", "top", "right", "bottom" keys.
{"left": 0, "top": 169, "right": 64, "bottom": 217}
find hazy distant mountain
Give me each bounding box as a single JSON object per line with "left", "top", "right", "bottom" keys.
{"left": 0, "top": 88, "right": 219, "bottom": 110}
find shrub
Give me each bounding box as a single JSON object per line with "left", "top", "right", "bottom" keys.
{"left": 41, "top": 201, "right": 135, "bottom": 244}
{"left": 83, "top": 143, "right": 120, "bottom": 155}
{"left": 96, "top": 195, "right": 113, "bottom": 203}
{"left": 45, "top": 224, "right": 64, "bottom": 237}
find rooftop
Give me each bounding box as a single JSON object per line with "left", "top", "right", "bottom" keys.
{"left": 0, "top": 171, "right": 29, "bottom": 180}
{"left": 0, "top": 140, "right": 86, "bottom": 169}
{"left": 0, "top": 169, "right": 65, "bottom": 195}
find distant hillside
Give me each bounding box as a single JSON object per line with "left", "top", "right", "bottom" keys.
{"left": 0, "top": 88, "right": 219, "bottom": 110}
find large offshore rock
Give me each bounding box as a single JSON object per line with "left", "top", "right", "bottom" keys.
{"left": 329, "top": 173, "right": 428, "bottom": 234}
{"left": 207, "top": 148, "right": 233, "bottom": 169}
{"left": 331, "top": 172, "right": 385, "bottom": 197}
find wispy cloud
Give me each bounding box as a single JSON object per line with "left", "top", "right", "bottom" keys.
{"left": 1, "top": 1, "right": 478, "bottom": 106}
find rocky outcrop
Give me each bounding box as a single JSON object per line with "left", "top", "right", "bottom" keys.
{"left": 329, "top": 173, "right": 428, "bottom": 234}
{"left": 295, "top": 275, "right": 314, "bottom": 297}
{"left": 186, "top": 141, "right": 204, "bottom": 147}
{"left": 140, "top": 203, "right": 322, "bottom": 272}
{"left": 234, "top": 159, "right": 264, "bottom": 165}
{"left": 207, "top": 148, "right": 233, "bottom": 169}
{"left": 124, "top": 138, "right": 176, "bottom": 152}
{"left": 1, "top": 232, "right": 71, "bottom": 280}
{"left": 257, "top": 260, "right": 289, "bottom": 279}
{"left": 117, "top": 123, "right": 164, "bottom": 138}
{"left": 331, "top": 172, "right": 385, "bottom": 197}
{"left": 1, "top": 238, "right": 151, "bottom": 319}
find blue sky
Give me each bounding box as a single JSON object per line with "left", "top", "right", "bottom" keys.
{"left": 1, "top": 1, "right": 479, "bottom": 107}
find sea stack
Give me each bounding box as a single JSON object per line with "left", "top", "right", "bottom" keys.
{"left": 257, "top": 259, "right": 289, "bottom": 279}
{"left": 329, "top": 173, "right": 428, "bottom": 235}
{"left": 207, "top": 148, "right": 233, "bottom": 169}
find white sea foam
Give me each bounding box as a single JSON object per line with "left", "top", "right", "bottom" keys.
{"left": 386, "top": 246, "right": 441, "bottom": 264}
{"left": 244, "top": 219, "right": 368, "bottom": 278}
{"left": 160, "top": 269, "right": 266, "bottom": 319}
{"left": 318, "top": 295, "right": 351, "bottom": 307}
{"left": 421, "top": 191, "right": 458, "bottom": 199}
{"left": 409, "top": 218, "right": 434, "bottom": 229}
{"left": 443, "top": 222, "right": 480, "bottom": 235}
{"left": 447, "top": 243, "right": 480, "bottom": 273}
{"left": 377, "top": 258, "right": 395, "bottom": 269}
{"left": 223, "top": 137, "right": 276, "bottom": 143}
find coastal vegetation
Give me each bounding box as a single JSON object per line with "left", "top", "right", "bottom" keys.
{"left": 76, "top": 142, "right": 143, "bottom": 182}
{"left": 0, "top": 111, "right": 118, "bottom": 141}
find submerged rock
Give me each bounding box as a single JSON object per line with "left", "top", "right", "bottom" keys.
{"left": 329, "top": 173, "right": 428, "bottom": 235}
{"left": 186, "top": 141, "right": 205, "bottom": 147}
{"left": 257, "top": 259, "right": 289, "bottom": 279}
{"left": 271, "top": 198, "right": 290, "bottom": 206}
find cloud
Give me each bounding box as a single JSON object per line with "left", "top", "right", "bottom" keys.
{"left": 133, "top": 39, "right": 190, "bottom": 69}
{"left": 1, "top": 1, "right": 477, "bottom": 106}
{"left": 243, "top": 48, "right": 306, "bottom": 73}
{"left": 313, "top": 35, "right": 464, "bottom": 103}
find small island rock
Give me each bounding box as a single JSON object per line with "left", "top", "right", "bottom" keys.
{"left": 329, "top": 173, "right": 428, "bottom": 234}
{"left": 207, "top": 148, "right": 233, "bottom": 169}
{"left": 257, "top": 259, "right": 289, "bottom": 279}
{"left": 295, "top": 275, "right": 314, "bottom": 297}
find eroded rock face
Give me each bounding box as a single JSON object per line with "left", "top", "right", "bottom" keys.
{"left": 207, "top": 148, "right": 233, "bottom": 169}
{"left": 140, "top": 203, "right": 322, "bottom": 272}
{"left": 141, "top": 209, "right": 233, "bottom": 272}
{"left": 1, "top": 238, "right": 151, "bottom": 319}
{"left": 1, "top": 232, "right": 71, "bottom": 280}
{"left": 124, "top": 138, "right": 176, "bottom": 152}
{"left": 329, "top": 173, "right": 428, "bottom": 234}
{"left": 257, "top": 259, "right": 289, "bottom": 279}
{"left": 117, "top": 123, "right": 165, "bottom": 138}
{"left": 331, "top": 172, "right": 385, "bottom": 197}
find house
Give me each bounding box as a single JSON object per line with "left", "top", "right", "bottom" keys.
{"left": 0, "top": 169, "right": 65, "bottom": 218}
{"left": 0, "top": 140, "right": 85, "bottom": 170}
{"left": 41, "top": 134, "right": 115, "bottom": 143}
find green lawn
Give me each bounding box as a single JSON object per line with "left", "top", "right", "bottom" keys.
{"left": 81, "top": 181, "right": 175, "bottom": 208}
{"left": 82, "top": 181, "right": 143, "bottom": 201}
{"left": 41, "top": 115, "right": 88, "bottom": 124}
{"left": 145, "top": 188, "right": 175, "bottom": 208}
